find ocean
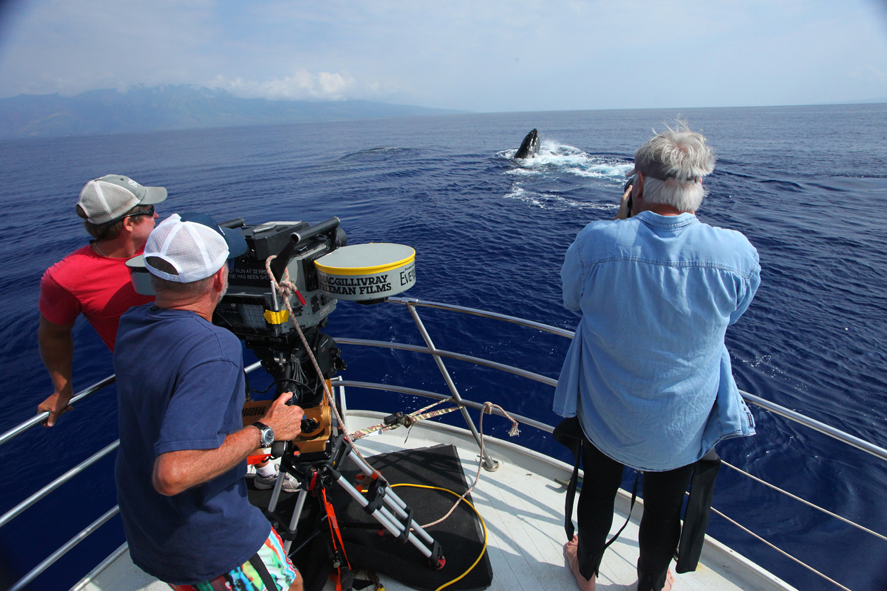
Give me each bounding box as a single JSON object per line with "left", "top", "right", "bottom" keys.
{"left": 1, "top": 104, "right": 885, "bottom": 590}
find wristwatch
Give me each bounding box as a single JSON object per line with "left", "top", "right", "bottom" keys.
{"left": 252, "top": 421, "right": 275, "bottom": 447}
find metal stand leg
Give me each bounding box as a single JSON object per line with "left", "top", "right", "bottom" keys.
{"left": 283, "top": 489, "right": 309, "bottom": 553}
{"left": 329, "top": 467, "right": 439, "bottom": 561}
{"left": 269, "top": 435, "right": 444, "bottom": 568}
{"left": 268, "top": 467, "right": 286, "bottom": 513}
{"left": 345, "top": 449, "right": 437, "bottom": 549}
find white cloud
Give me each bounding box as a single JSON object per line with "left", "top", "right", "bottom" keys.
{"left": 210, "top": 70, "right": 357, "bottom": 101}
{"left": 849, "top": 65, "right": 887, "bottom": 84}
{"left": 0, "top": 0, "right": 885, "bottom": 110}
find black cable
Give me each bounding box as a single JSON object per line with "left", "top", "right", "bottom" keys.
{"left": 248, "top": 377, "right": 309, "bottom": 395}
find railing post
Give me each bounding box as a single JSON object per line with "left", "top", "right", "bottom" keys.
{"left": 406, "top": 302, "right": 499, "bottom": 471}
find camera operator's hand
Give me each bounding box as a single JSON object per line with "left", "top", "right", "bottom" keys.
{"left": 614, "top": 185, "right": 632, "bottom": 220}
{"left": 261, "top": 392, "right": 304, "bottom": 441}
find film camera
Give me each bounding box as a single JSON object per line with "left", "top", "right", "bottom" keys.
{"left": 213, "top": 219, "right": 439, "bottom": 568}
{"left": 215, "top": 216, "right": 416, "bottom": 457}
{"left": 128, "top": 214, "right": 416, "bottom": 456}
{"left": 215, "top": 217, "right": 347, "bottom": 409}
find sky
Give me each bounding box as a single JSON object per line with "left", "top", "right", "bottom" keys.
{"left": 0, "top": 0, "right": 885, "bottom": 113}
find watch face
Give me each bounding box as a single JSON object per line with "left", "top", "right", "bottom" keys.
{"left": 256, "top": 422, "right": 274, "bottom": 446}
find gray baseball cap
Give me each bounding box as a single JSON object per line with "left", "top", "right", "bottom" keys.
{"left": 78, "top": 174, "right": 168, "bottom": 224}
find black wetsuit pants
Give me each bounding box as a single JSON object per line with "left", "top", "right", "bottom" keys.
{"left": 576, "top": 439, "right": 695, "bottom": 591}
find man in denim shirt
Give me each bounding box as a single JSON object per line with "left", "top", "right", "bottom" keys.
{"left": 554, "top": 124, "right": 760, "bottom": 591}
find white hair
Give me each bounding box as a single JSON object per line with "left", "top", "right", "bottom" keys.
{"left": 642, "top": 177, "right": 707, "bottom": 213}
{"left": 635, "top": 121, "right": 715, "bottom": 213}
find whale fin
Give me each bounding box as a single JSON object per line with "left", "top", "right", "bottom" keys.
{"left": 515, "top": 128, "right": 540, "bottom": 159}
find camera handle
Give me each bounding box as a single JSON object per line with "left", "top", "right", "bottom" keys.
{"left": 269, "top": 216, "right": 342, "bottom": 282}
{"left": 271, "top": 440, "right": 287, "bottom": 458}
{"left": 270, "top": 416, "right": 321, "bottom": 458}
{"left": 218, "top": 217, "right": 245, "bottom": 229}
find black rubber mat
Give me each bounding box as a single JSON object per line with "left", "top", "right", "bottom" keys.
{"left": 249, "top": 444, "right": 493, "bottom": 591}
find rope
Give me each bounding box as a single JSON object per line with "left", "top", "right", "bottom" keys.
{"left": 721, "top": 460, "right": 887, "bottom": 543}
{"left": 264, "top": 255, "right": 370, "bottom": 466}
{"left": 484, "top": 401, "right": 521, "bottom": 438}
{"left": 350, "top": 401, "right": 460, "bottom": 441}
{"left": 421, "top": 402, "right": 519, "bottom": 528}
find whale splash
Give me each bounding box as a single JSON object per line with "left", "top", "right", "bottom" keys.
{"left": 499, "top": 133, "right": 634, "bottom": 211}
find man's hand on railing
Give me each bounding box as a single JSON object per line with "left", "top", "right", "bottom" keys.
{"left": 37, "top": 389, "right": 73, "bottom": 427}
{"left": 38, "top": 315, "right": 75, "bottom": 427}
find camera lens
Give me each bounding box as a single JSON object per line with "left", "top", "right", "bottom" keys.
{"left": 623, "top": 173, "right": 637, "bottom": 192}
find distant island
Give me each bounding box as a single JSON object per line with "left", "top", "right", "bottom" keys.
{"left": 0, "top": 85, "right": 462, "bottom": 140}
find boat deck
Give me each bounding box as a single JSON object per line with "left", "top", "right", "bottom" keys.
{"left": 81, "top": 412, "right": 795, "bottom": 591}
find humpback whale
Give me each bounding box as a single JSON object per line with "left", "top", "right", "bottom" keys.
{"left": 515, "top": 128, "right": 540, "bottom": 159}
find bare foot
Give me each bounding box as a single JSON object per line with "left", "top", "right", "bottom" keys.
{"left": 564, "top": 535, "right": 596, "bottom": 591}
{"left": 636, "top": 569, "right": 674, "bottom": 591}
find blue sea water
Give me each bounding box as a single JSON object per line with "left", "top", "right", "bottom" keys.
{"left": 1, "top": 104, "right": 886, "bottom": 590}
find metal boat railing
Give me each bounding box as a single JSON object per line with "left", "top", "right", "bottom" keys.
{"left": 1, "top": 296, "right": 885, "bottom": 591}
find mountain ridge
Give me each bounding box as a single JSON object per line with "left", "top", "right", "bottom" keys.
{"left": 0, "top": 85, "right": 461, "bottom": 139}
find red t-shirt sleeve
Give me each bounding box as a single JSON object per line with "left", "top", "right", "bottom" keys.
{"left": 39, "top": 270, "right": 81, "bottom": 327}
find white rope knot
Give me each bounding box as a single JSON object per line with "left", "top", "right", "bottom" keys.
{"left": 481, "top": 401, "right": 520, "bottom": 437}
{"left": 265, "top": 255, "right": 296, "bottom": 299}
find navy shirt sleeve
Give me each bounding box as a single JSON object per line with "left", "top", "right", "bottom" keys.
{"left": 155, "top": 355, "right": 244, "bottom": 456}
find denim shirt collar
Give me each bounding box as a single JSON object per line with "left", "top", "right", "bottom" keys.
{"left": 635, "top": 211, "right": 698, "bottom": 230}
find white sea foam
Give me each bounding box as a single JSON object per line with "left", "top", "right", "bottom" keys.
{"left": 501, "top": 139, "right": 631, "bottom": 211}
{"left": 502, "top": 140, "right": 632, "bottom": 182}
{"left": 504, "top": 185, "right": 617, "bottom": 211}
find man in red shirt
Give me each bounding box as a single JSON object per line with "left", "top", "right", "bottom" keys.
{"left": 37, "top": 174, "right": 166, "bottom": 427}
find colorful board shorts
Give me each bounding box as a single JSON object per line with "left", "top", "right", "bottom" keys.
{"left": 168, "top": 529, "right": 299, "bottom": 591}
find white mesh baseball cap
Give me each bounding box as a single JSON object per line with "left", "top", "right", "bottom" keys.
{"left": 137, "top": 213, "right": 247, "bottom": 283}
{"left": 78, "top": 174, "right": 167, "bottom": 224}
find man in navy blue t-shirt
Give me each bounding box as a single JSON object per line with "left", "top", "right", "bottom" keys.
{"left": 114, "top": 213, "right": 305, "bottom": 590}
